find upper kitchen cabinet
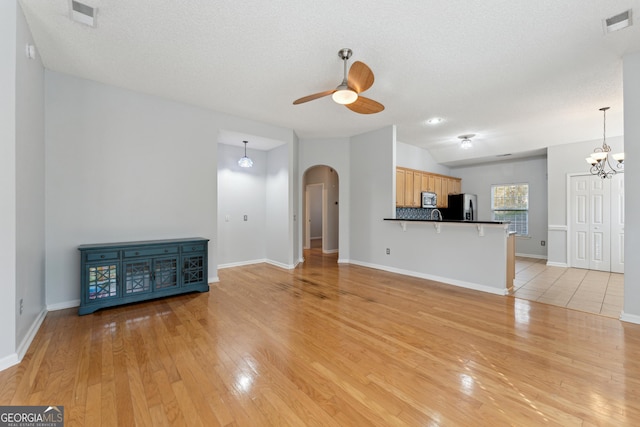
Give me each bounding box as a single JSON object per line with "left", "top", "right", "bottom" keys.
{"left": 395, "top": 167, "right": 461, "bottom": 208}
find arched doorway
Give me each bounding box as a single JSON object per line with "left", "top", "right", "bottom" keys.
{"left": 302, "top": 165, "right": 339, "bottom": 255}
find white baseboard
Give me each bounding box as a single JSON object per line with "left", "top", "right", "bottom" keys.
{"left": 265, "top": 259, "right": 296, "bottom": 270}
{"left": 218, "top": 258, "right": 297, "bottom": 271}
{"left": 516, "top": 253, "right": 548, "bottom": 260}
{"left": 337, "top": 258, "right": 349, "bottom": 264}
{"left": 47, "top": 299, "right": 80, "bottom": 311}
{"left": 323, "top": 249, "right": 339, "bottom": 254}
{"left": 217, "top": 259, "right": 267, "bottom": 269}
{"left": 546, "top": 261, "right": 568, "bottom": 268}
{"left": 1, "top": 307, "right": 48, "bottom": 372}
{"left": 620, "top": 311, "right": 640, "bottom": 324}
{"left": 347, "top": 260, "right": 508, "bottom": 296}
{"left": 208, "top": 276, "right": 220, "bottom": 283}
{"left": 17, "top": 308, "right": 47, "bottom": 360}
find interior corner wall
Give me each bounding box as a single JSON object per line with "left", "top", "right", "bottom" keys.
{"left": 623, "top": 51, "right": 640, "bottom": 319}
{"left": 546, "top": 136, "right": 624, "bottom": 266}
{"left": 290, "top": 135, "right": 300, "bottom": 265}
{"left": 0, "top": 0, "right": 18, "bottom": 365}
{"left": 396, "top": 141, "right": 451, "bottom": 176}
{"left": 299, "top": 138, "right": 351, "bottom": 262}
{"left": 45, "top": 71, "right": 218, "bottom": 307}
{"left": 217, "top": 143, "right": 267, "bottom": 266}
{"left": 265, "top": 143, "right": 291, "bottom": 267}
{"left": 450, "top": 156, "right": 548, "bottom": 258}
{"left": 15, "top": 1, "right": 45, "bottom": 353}
{"left": 349, "top": 126, "right": 396, "bottom": 263}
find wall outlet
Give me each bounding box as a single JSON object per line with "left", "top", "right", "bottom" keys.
{"left": 541, "top": 240, "right": 546, "bottom": 246}
{"left": 243, "top": 215, "right": 248, "bottom": 221}
{"left": 386, "top": 248, "right": 390, "bottom": 255}
{"left": 19, "top": 298, "right": 23, "bottom": 315}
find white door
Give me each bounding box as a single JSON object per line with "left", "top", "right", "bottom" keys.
{"left": 569, "top": 174, "right": 623, "bottom": 272}
{"left": 610, "top": 173, "right": 625, "bottom": 273}
{"left": 570, "top": 175, "right": 590, "bottom": 269}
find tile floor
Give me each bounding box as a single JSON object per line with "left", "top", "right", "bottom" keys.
{"left": 511, "top": 257, "right": 624, "bottom": 318}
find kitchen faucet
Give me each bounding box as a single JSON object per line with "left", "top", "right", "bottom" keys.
{"left": 430, "top": 209, "right": 442, "bottom": 221}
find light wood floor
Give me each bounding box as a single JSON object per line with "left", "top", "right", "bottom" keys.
{"left": 512, "top": 257, "right": 624, "bottom": 318}
{"left": 2, "top": 249, "right": 640, "bottom": 426}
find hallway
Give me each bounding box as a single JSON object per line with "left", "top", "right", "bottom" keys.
{"left": 511, "top": 257, "right": 624, "bottom": 318}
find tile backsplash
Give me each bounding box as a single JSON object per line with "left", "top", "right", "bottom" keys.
{"left": 396, "top": 207, "right": 433, "bottom": 220}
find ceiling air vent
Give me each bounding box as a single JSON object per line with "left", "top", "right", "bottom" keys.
{"left": 603, "top": 9, "right": 632, "bottom": 34}
{"left": 70, "top": 0, "right": 97, "bottom": 27}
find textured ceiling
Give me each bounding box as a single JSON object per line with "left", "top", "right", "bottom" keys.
{"left": 18, "top": 0, "right": 640, "bottom": 166}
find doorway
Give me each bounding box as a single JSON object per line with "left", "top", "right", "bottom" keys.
{"left": 305, "top": 183, "right": 324, "bottom": 250}
{"left": 302, "top": 165, "right": 339, "bottom": 255}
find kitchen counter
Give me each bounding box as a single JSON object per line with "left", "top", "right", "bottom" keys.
{"left": 384, "top": 218, "right": 509, "bottom": 225}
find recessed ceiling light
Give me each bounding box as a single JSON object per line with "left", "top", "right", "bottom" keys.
{"left": 426, "top": 117, "right": 444, "bottom": 125}
{"left": 603, "top": 9, "right": 632, "bottom": 34}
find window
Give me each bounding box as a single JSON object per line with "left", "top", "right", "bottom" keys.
{"left": 491, "top": 183, "right": 529, "bottom": 236}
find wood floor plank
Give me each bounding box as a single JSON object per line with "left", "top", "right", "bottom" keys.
{"left": 2, "top": 249, "right": 640, "bottom": 425}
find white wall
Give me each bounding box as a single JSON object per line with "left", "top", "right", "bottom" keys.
{"left": 451, "top": 156, "right": 548, "bottom": 257}
{"left": 0, "top": 0, "right": 18, "bottom": 366}
{"left": 397, "top": 141, "right": 451, "bottom": 176}
{"left": 349, "top": 126, "right": 396, "bottom": 263}
{"left": 547, "top": 136, "right": 624, "bottom": 266}
{"left": 265, "top": 144, "right": 291, "bottom": 267}
{"left": 623, "top": 52, "right": 640, "bottom": 321}
{"left": 15, "top": 1, "right": 45, "bottom": 356}
{"left": 217, "top": 143, "right": 267, "bottom": 266}
{"left": 299, "top": 138, "right": 351, "bottom": 262}
{"left": 45, "top": 72, "right": 214, "bottom": 306}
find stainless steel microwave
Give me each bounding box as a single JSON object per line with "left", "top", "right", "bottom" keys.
{"left": 421, "top": 191, "right": 437, "bottom": 208}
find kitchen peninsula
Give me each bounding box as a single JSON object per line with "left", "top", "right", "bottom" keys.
{"left": 383, "top": 218, "right": 515, "bottom": 295}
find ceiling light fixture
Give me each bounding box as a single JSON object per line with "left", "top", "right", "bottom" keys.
{"left": 426, "top": 117, "right": 444, "bottom": 125}
{"left": 331, "top": 48, "right": 358, "bottom": 105}
{"left": 458, "top": 134, "right": 475, "bottom": 150}
{"left": 586, "top": 107, "right": 623, "bottom": 179}
{"left": 238, "top": 140, "right": 253, "bottom": 168}
{"left": 332, "top": 84, "right": 358, "bottom": 104}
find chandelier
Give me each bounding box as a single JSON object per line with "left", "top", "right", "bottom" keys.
{"left": 586, "top": 107, "right": 624, "bottom": 179}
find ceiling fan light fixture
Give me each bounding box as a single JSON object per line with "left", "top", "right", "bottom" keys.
{"left": 332, "top": 86, "right": 358, "bottom": 105}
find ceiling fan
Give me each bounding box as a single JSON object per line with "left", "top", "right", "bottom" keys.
{"left": 293, "top": 48, "right": 384, "bottom": 114}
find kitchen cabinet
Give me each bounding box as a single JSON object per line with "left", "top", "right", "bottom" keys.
{"left": 396, "top": 168, "right": 405, "bottom": 206}
{"left": 395, "top": 167, "right": 461, "bottom": 208}
{"left": 78, "top": 238, "right": 209, "bottom": 315}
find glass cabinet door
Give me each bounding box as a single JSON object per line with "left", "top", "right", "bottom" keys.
{"left": 124, "top": 260, "right": 152, "bottom": 295}
{"left": 86, "top": 263, "right": 118, "bottom": 301}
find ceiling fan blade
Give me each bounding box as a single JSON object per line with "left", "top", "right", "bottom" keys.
{"left": 348, "top": 61, "right": 374, "bottom": 94}
{"left": 345, "top": 96, "right": 384, "bottom": 114}
{"left": 293, "top": 90, "right": 335, "bottom": 105}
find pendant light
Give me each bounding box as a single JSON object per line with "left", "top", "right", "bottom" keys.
{"left": 238, "top": 140, "right": 253, "bottom": 168}
{"left": 585, "top": 107, "right": 624, "bottom": 179}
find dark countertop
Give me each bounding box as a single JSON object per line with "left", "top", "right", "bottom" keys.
{"left": 384, "top": 218, "right": 510, "bottom": 225}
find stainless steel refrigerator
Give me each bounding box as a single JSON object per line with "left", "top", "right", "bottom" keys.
{"left": 447, "top": 194, "right": 477, "bottom": 221}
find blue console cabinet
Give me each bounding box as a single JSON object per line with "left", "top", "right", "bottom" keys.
{"left": 78, "top": 238, "right": 209, "bottom": 315}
